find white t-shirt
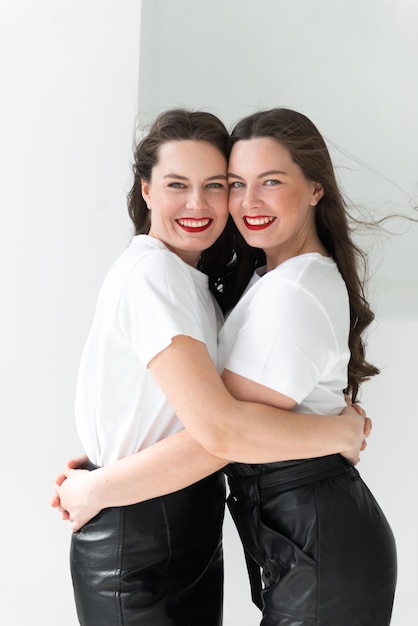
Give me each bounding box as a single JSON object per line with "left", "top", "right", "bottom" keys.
{"left": 218, "top": 253, "right": 350, "bottom": 415}
{"left": 75, "top": 235, "right": 223, "bottom": 466}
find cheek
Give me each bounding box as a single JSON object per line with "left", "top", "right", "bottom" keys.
{"left": 218, "top": 196, "right": 229, "bottom": 215}
{"left": 211, "top": 194, "right": 229, "bottom": 220}
{"left": 150, "top": 200, "right": 174, "bottom": 225}
{"left": 228, "top": 205, "right": 245, "bottom": 232}
{"left": 227, "top": 194, "right": 240, "bottom": 217}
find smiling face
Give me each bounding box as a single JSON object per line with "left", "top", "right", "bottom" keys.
{"left": 142, "top": 140, "right": 229, "bottom": 266}
{"left": 228, "top": 137, "right": 325, "bottom": 270}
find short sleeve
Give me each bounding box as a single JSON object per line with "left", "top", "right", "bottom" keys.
{"left": 223, "top": 277, "right": 337, "bottom": 403}
{"left": 118, "top": 251, "right": 206, "bottom": 366}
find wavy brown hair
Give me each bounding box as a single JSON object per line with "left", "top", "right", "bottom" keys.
{"left": 230, "top": 108, "right": 379, "bottom": 400}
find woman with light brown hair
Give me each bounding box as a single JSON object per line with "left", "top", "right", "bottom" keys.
{"left": 221, "top": 107, "right": 397, "bottom": 624}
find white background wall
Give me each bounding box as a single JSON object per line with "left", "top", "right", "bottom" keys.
{"left": 1, "top": 2, "right": 141, "bottom": 624}
{"left": 1, "top": 1, "right": 417, "bottom": 624}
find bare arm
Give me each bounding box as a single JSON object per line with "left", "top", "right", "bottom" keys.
{"left": 53, "top": 335, "right": 367, "bottom": 530}
{"left": 148, "top": 335, "right": 366, "bottom": 462}
{"left": 53, "top": 429, "right": 228, "bottom": 531}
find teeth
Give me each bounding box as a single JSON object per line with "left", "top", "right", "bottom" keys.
{"left": 177, "top": 219, "right": 211, "bottom": 228}
{"left": 245, "top": 216, "right": 275, "bottom": 226}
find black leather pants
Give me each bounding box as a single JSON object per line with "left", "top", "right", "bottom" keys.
{"left": 70, "top": 471, "right": 225, "bottom": 625}
{"left": 225, "top": 455, "right": 397, "bottom": 625}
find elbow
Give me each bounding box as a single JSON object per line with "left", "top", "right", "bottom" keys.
{"left": 198, "top": 420, "right": 237, "bottom": 460}
{"left": 180, "top": 396, "right": 243, "bottom": 460}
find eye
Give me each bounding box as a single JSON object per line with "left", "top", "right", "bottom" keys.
{"left": 264, "top": 179, "right": 281, "bottom": 186}
{"left": 229, "top": 181, "right": 244, "bottom": 189}
{"left": 168, "top": 182, "right": 185, "bottom": 189}
{"left": 207, "top": 182, "right": 225, "bottom": 189}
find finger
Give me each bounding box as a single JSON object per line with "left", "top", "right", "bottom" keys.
{"left": 364, "top": 417, "right": 373, "bottom": 437}
{"left": 55, "top": 468, "right": 76, "bottom": 487}
{"left": 67, "top": 455, "right": 89, "bottom": 469}
{"left": 55, "top": 472, "right": 67, "bottom": 487}
{"left": 71, "top": 520, "right": 82, "bottom": 532}
{"left": 50, "top": 494, "right": 60, "bottom": 508}
{"left": 352, "top": 403, "right": 365, "bottom": 417}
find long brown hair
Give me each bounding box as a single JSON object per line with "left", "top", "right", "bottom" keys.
{"left": 230, "top": 108, "right": 379, "bottom": 400}
{"left": 127, "top": 108, "right": 256, "bottom": 312}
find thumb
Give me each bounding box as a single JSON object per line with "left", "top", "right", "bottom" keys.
{"left": 71, "top": 520, "right": 82, "bottom": 533}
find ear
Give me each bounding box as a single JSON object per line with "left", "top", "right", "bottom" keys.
{"left": 141, "top": 179, "right": 151, "bottom": 209}
{"left": 310, "top": 182, "right": 324, "bottom": 206}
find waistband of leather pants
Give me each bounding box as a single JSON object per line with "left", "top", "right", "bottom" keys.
{"left": 227, "top": 454, "right": 358, "bottom": 501}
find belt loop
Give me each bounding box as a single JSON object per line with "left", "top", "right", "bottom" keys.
{"left": 243, "top": 548, "right": 263, "bottom": 610}
{"left": 228, "top": 475, "right": 262, "bottom": 502}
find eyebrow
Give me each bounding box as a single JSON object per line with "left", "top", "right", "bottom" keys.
{"left": 228, "top": 169, "right": 288, "bottom": 179}
{"left": 163, "top": 173, "right": 228, "bottom": 181}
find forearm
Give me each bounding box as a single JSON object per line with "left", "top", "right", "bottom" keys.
{"left": 211, "top": 407, "right": 361, "bottom": 463}
{"left": 149, "top": 337, "right": 364, "bottom": 464}
{"left": 90, "top": 429, "right": 228, "bottom": 508}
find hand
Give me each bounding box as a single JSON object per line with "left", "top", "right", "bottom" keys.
{"left": 51, "top": 454, "right": 89, "bottom": 493}
{"left": 340, "top": 403, "right": 372, "bottom": 465}
{"left": 351, "top": 402, "right": 372, "bottom": 447}
{"left": 51, "top": 456, "right": 102, "bottom": 532}
{"left": 50, "top": 491, "right": 70, "bottom": 520}
{"left": 50, "top": 455, "right": 90, "bottom": 522}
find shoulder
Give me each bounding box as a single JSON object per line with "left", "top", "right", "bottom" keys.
{"left": 257, "top": 254, "right": 345, "bottom": 297}
{"left": 267, "top": 254, "right": 336, "bottom": 281}
{"left": 121, "top": 236, "right": 194, "bottom": 287}
{"left": 241, "top": 254, "right": 347, "bottom": 325}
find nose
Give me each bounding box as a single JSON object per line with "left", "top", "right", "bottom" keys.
{"left": 185, "top": 187, "right": 208, "bottom": 211}
{"left": 242, "top": 185, "right": 261, "bottom": 210}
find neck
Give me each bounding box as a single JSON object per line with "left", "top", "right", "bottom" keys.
{"left": 265, "top": 235, "right": 329, "bottom": 272}
{"left": 148, "top": 232, "right": 201, "bottom": 268}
